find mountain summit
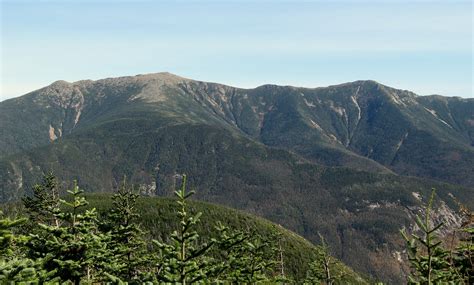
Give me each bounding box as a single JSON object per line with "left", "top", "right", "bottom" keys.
{"left": 1, "top": 73, "right": 473, "bottom": 283}
{"left": 2, "top": 73, "right": 473, "bottom": 186}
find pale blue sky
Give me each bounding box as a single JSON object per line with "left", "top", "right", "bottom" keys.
{"left": 1, "top": 0, "right": 472, "bottom": 101}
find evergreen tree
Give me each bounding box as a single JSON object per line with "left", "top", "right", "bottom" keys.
{"left": 0, "top": 211, "right": 57, "bottom": 283}
{"left": 152, "top": 174, "right": 214, "bottom": 284}
{"left": 103, "top": 177, "right": 149, "bottom": 283}
{"left": 210, "top": 222, "right": 248, "bottom": 281}
{"left": 3, "top": 172, "right": 360, "bottom": 283}
{"left": 449, "top": 200, "right": 473, "bottom": 284}
{"left": 22, "top": 172, "right": 60, "bottom": 227}
{"left": 453, "top": 227, "right": 473, "bottom": 284}
{"left": 27, "top": 181, "right": 110, "bottom": 284}
{"left": 0, "top": 212, "right": 31, "bottom": 282}
{"left": 401, "top": 189, "right": 460, "bottom": 284}
{"left": 0, "top": 212, "right": 25, "bottom": 253}
{"left": 212, "top": 223, "right": 279, "bottom": 283}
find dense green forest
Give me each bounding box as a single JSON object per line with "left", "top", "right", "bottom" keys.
{"left": 1, "top": 73, "right": 473, "bottom": 283}
{"left": 1, "top": 174, "right": 367, "bottom": 284}
{"left": 2, "top": 173, "right": 472, "bottom": 284}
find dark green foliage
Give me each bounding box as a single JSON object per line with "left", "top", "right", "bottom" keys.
{"left": 212, "top": 223, "right": 280, "bottom": 283}
{"left": 1, "top": 74, "right": 473, "bottom": 284}
{"left": 2, "top": 76, "right": 473, "bottom": 189}
{"left": 1, "top": 175, "right": 63, "bottom": 283}
{"left": 401, "top": 190, "right": 452, "bottom": 283}
{"left": 27, "top": 182, "right": 109, "bottom": 284}
{"left": 0, "top": 212, "right": 51, "bottom": 283}
{"left": 401, "top": 190, "right": 472, "bottom": 284}
{"left": 2, "top": 173, "right": 369, "bottom": 283}
{"left": 2, "top": 132, "right": 471, "bottom": 284}
{"left": 453, "top": 227, "right": 473, "bottom": 284}
{"left": 152, "top": 175, "right": 215, "bottom": 283}
{"left": 85, "top": 193, "right": 366, "bottom": 283}
{"left": 22, "top": 172, "right": 60, "bottom": 227}
{"left": 448, "top": 202, "right": 474, "bottom": 284}
{"left": 151, "top": 175, "right": 281, "bottom": 283}
{"left": 101, "top": 178, "right": 149, "bottom": 283}
{"left": 0, "top": 212, "right": 25, "bottom": 253}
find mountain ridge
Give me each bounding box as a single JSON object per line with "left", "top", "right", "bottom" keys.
{"left": 1, "top": 72, "right": 473, "bottom": 283}
{"left": 26, "top": 72, "right": 471, "bottom": 98}
{"left": 1, "top": 72, "right": 473, "bottom": 186}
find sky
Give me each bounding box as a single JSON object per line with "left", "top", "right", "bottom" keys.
{"left": 0, "top": 0, "right": 472, "bottom": 101}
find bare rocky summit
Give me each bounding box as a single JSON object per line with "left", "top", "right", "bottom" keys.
{"left": 1, "top": 72, "right": 473, "bottom": 283}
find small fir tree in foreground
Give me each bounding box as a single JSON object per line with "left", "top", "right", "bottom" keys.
{"left": 0, "top": 211, "right": 58, "bottom": 283}
{"left": 152, "top": 174, "right": 279, "bottom": 283}
{"left": 27, "top": 181, "right": 110, "bottom": 284}
{"left": 212, "top": 223, "right": 279, "bottom": 283}
{"left": 152, "top": 174, "right": 214, "bottom": 284}
{"left": 102, "top": 177, "right": 149, "bottom": 283}
{"left": 2, "top": 172, "right": 299, "bottom": 283}
{"left": 401, "top": 189, "right": 467, "bottom": 284}
{"left": 0, "top": 212, "right": 33, "bottom": 282}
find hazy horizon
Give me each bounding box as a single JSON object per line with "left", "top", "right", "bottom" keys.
{"left": 1, "top": 0, "right": 472, "bottom": 101}
{"left": 2, "top": 71, "right": 473, "bottom": 103}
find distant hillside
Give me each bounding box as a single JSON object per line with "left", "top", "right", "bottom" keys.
{"left": 0, "top": 189, "right": 368, "bottom": 283}
{"left": 83, "top": 194, "right": 366, "bottom": 283}
{"left": 0, "top": 72, "right": 472, "bottom": 283}
{"left": 1, "top": 73, "right": 472, "bottom": 186}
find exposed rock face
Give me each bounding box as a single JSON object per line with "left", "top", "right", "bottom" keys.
{"left": 0, "top": 72, "right": 473, "bottom": 284}
{"left": 48, "top": 125, "right": 57, "bottom": 141}
{"left": 3, "top": 72, "right": 473, "bottom": 184}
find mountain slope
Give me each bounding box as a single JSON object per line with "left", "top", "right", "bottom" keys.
{"left": 86, "top": 194, "right": 368, "bottom": 283}
{"left": 2, "top": 73, "right": 472, "bottom": 186}
{"left": 1, "top": 130, "right": 470, "bottom": 283}
{"left": 1, "top": 72, "right": 473, "bottom": 283}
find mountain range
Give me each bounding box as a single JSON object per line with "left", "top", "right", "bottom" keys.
{"left": 1, "top": 72, "right": 473, "bottom": 283}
